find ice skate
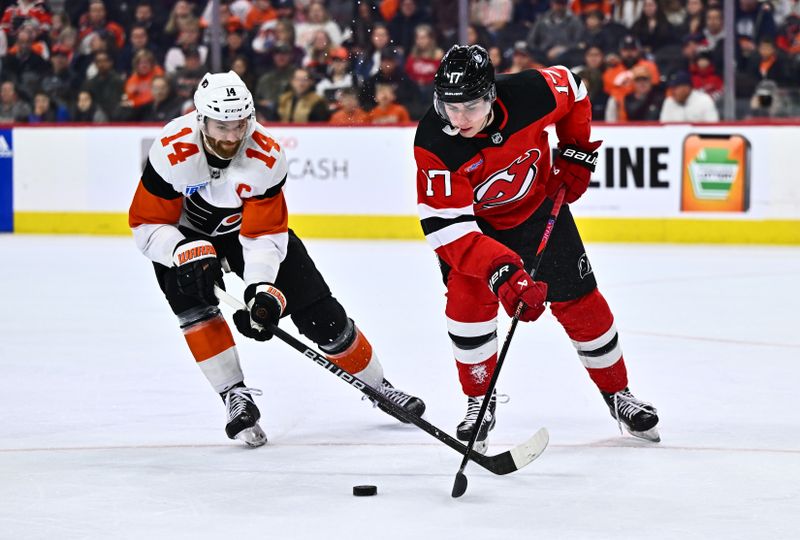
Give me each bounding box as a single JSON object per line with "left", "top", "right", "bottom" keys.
{"left": 222, "top": 385, "right": 267, "bottom": 447}
{"left": 367, "top": 378, "right": 426, "bottom": 422}
{"left": 456, "top": 390, "right": 498, "bottom": 455}
{"left": 601, "top": 387, "right": 660, "bottom": 442}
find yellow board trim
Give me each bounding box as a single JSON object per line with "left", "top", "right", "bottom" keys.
{"left": 12, "top": 211, "right": 800, "bottom": 244}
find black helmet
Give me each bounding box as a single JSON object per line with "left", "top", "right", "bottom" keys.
{"left": 433, "top": 45, "right": 496, "bottom": 124}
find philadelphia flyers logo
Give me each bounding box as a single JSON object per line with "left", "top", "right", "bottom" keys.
{"left": 474, "top": 149, "right": 540, "bottom": 208}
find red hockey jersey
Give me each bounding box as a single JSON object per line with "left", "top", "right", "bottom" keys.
{"left": 414, "top": 66, "right": 593, "bottom": 281}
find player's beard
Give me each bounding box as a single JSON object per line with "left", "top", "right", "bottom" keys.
{"left": 203, "top": 134, "right": 243, "bottom": 159}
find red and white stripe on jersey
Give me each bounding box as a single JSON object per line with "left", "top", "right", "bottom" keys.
{"left": 446, "top": 317, "right": 498, "bottom": 365}
{"left": 417, "top": 202, "right": 481, "bottom": 250}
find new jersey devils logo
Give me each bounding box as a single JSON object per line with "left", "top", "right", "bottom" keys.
{"left": 474, "top": 149, "right": 540, "bottom": 208}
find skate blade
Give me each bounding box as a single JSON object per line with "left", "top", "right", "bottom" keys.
{"left": 628, "top": 426, "right": 660, "bottom": 443}
{"left": 235, "top": 424, "right": 268, "bottom": 447}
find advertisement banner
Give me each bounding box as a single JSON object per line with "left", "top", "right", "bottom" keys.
{"left": 681, "top": 134, "right": 750, "bottom": 212}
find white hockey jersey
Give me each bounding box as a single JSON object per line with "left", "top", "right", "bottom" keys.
{"left": 129, "top": 111, "right": 289, "bottom": 286}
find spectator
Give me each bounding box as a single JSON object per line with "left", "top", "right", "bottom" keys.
{"left": 389, "top": 0, "right": 430, "bottom": 54}
{"left": 631, "top": 0, "right": 679, "bottom": 55}
{"left": 747, "top": 78, "right": 786, "bottom": 117}
{"left": 360, "top": 47, "right": 420, "bottom": 116}
{"left": 164, "top": 22, "right": 208, "bottom": 74}
{"left": 244, "top": 0, "right": 277, "bottom": 31}
{"left": 40, "top": 45, "right": 81, "bottom": 109}
{"left": 746, "top": 36, "right": 794, "bottom": 84}
{"left": 504, "top": 41, "right": 540, "bottom": 73}
{"left": 230, "top": 55, "right": 255, "bottom": 91}
{"left": 736, "top": 0, "right": 777, "bottom": 61}
{"left": 466, "top": 23, "right": 493, "bottom": 49}
{"left": 575, "top": 44, "right": 610, "bottom": 119}
{"left": 329, "top": 86, "right": 369, "bottom": 125}
{"left": 350, "top": 0, "right": 384, "bottom": 50}
{"left": 316, "top": 47, "right": 356, "bottom": 104}
{"left": 603, "top": 34, "right": 661, "bottom": 105}
{"left": 432, "top": 0, "right": 459, "bottom": 46}
{"left": 28, "top": 91, "right": 70, "bottom": 123}
{"left": 354, "top": 22, "right": 392, "bottom": 81}
{"left": 776, "top": 14, "right": 800, "bottom": 56}
{"left": 404, "top": 24, "right": 443, "bottom": 102}
{"left": 70, "top": 89, "right": 109, "bottom": 122}
{"left": 660, "top": 70, "right": 719, "bottom": 121}
{"left": 296, "top": 1, "right": 343, "bottom": 49}
{"left": 367, "top": 83, "right": 410, "bottom": 124}
{"left": 164, "top": 1, "right": 197, "bottom": 45}
{"left": 606, "top": 64, "right": 664, "bottom": 121}
{"left": 677, "top": 0, "right": 707, "bottom": 37}
{"left": 612, "top": 0, "right": 644, "bottom": 28}
{"left": 488, "top": 45, "right": 509, "bottom": 72}
{"left": 582, "top": 9, "right": 626, "bottom": 55}
{"left": 172, "top": 45, "right": 206, "bottom": 111}
{"left": 703, "top": 6, "right": 727, "bottom": 72}
{"left": 117, "top": 25, "right": 158, "bottom": 77}
{"left": 303, "top": 29, "right": 334, "bottom": 80}
{"left": 254, "top": 42, "right": 297, "bottom": 119}
{"left": 81, "top": 50, "right": 125, "bottom": 120}
{"left": 252, "top": 16, "right": 302, "bottom": 63}
{"left": 526, "top": 0, "right": 585, "bottom": 65}
{"left": 0, "top": 80, "right": 32, "bottom": 123}
{"left": 132, "top": 2, "right": 162, "bottom": 50}
{"left": 122, "top": 49, "right": 164, "bottom": 114}
{"left": 1, "top": 0, "right": 52, "bottom": 40}
{"left": 78, "top": 0, "right": 126, "bottom": 51}
{"left": 3, "top": 23, "right": 49, "bottom": 99}
{"left": 471, "top": 0, "right": 514, "bottom": 35}
{"left": 277, "top": 67, "right": 331, "bottom": 122}
{"left": 690, "top": 51, "right": 724, "bottom": 102}
{"left": 140, "top": 75, "right": 182, "bottom": 122}
{"left": 222, "top": 27, "right": 253, "bottom": 72}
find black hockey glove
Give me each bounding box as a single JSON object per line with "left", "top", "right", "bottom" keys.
{"left": 233, "top": 283, "right": 286, "bottom": 341}
{"left": 172, "top": 239, "right": 223, "bottom": 305}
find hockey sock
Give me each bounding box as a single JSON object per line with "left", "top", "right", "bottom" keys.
{"left": 181, "top": 310, "right": 244, "bottom": 393}
{"left": 320, "top": 320, "right": 384, "bottom": 388}
{"left": 550, "top": 288, "right": 628, "bottom": 393}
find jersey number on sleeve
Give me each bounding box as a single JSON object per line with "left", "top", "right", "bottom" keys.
{"left": 425, "top": 169, "right": 452, "bottom": 197}
{"left": 161, "top": 126, "right": 200, "bottom": 166}
{"left": 246, "top": 132, "right": 281, "bottom": 168}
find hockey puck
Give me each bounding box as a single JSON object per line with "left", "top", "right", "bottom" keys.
{"left": 352, "top": 485, "right": 377, "bottom": 497}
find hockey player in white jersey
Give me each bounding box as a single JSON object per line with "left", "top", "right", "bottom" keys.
{"left": 129, "top": 71, "right": 425, "bottom": 447}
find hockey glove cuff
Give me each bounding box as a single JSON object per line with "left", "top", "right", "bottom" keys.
{"left": 546, "top": 140, "right": 602, "bottom": 204}
{"left": 172, "top": 238, "right": 222, "bottom": 305}
{"left": 233, "top": 283, "right": 286, "bottom": 341}
{"left": 489, "top": 263, "right": 548, "bottom": 322}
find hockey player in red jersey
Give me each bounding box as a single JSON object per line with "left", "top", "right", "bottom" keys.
{"left": 129, "top": 71, "right": 425, "bottom": 447}
{"left": 414, "top": 45, "right": 659, "bottom": 450}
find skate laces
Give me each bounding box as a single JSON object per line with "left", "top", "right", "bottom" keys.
{"left": 225, "top": 386, "right": 263, "bottom": 420}
{"left": 611, "top": 390, "right": 656, "bottom": 434}
{"left": 463, "top": 392, "right": 508, "bottom": 425}
{"left": 363, "top": 380, "right": 413, "bottom": 407}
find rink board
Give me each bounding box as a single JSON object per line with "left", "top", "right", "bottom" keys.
{"left": 5, "top": 123, "right": 800, "bottom": 243}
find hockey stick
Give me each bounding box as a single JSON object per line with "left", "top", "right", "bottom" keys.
{"left": 214, "top": 285, "right": 549, "bottom": 476}
{"left": 451, "top": 186, "right": 566, "bottom": 498}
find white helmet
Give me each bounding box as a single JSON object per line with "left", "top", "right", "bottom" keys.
{"left": 194, "top": 71, "right": 254, "bottom": 122}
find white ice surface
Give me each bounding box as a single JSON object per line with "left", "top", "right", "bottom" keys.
{"left": 1, "top": 235, "right": 799, "bottom": 540}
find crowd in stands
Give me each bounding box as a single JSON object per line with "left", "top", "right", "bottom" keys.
{"left": 0, "top": 0, "right": 798, "bottom": 125}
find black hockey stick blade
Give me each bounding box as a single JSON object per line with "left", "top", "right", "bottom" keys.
{"left": 214, "top": 285, "right": 548, "bottom": 477}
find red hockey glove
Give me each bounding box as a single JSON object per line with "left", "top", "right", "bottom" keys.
{"left": 172, "top": 238, "right": 222, "bottom": 305}
{"left": 546, "top": 141, "right": 602, "bottom": 204}
{"left": 233, "top": 283, "right": 286, "bottom": 341}
{"left": 489, "top": 263, "right": 548, "bottom": 322}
